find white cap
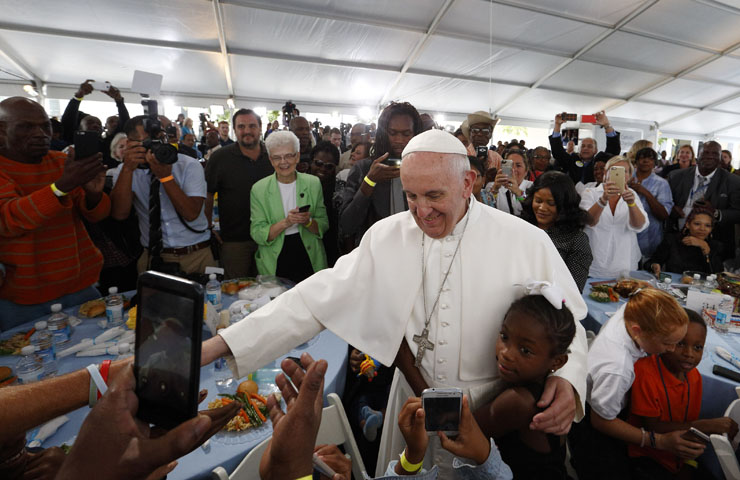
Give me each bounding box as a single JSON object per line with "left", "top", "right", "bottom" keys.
{"left": 209, "top": 273, "right": 216, "bottom": 280}
{"left": 21, "top": 345, "right": 35, "bottom": 355}
{"left": 693, "top": 274, "right": 701, "bottom": 280}
{"left": 117, "top": 342, "right": 130, "bottom": 354}
{"left": 663, "top": 278, "right": 672, "bottom": 284}
{"left": 108, "top": 286, "right": 118, "bottom": 294}
{"left": 34, "top": 321, "right": 47, "bottom": 330}
{"left": 401, "top": 129, "right": 468, "bottom": 158}
{"left": 51, "top": 303, "right": 62, "bottom": 313}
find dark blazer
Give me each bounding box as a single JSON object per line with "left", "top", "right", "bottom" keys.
{"left": 668, "top": 166, "right": 740, "bottom": 259}
{"left": 549, "top": 132, "right": 621, "bottom": 184}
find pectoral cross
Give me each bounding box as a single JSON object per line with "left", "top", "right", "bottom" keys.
{"left": 413, "top": 328, "right": 435, "bottom": 367}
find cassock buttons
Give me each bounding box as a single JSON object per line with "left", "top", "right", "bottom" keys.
{"left": 441, "top": 321, "right": 449, "bottom": 327}
{"left": 438, "top": 340, "right": 447, "bottom": 345}
{"left": 440, "top": 304, "right": 448, "bottom": 309}
{"left": 437, "top": 358, "right": 446, "bottom": 364}
{"left": 437, "top": 375, "right": 446, "bottom": 381}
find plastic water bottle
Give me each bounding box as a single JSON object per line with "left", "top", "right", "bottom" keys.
{"left": 704, "top": 274, "right": 718, "bottom": 292}
{"left": 30, "top": 321, "right": 57, "bottom": 377}
{"left": 206, "top": 274, "right": 222, "bottom": 310}
{"left": 715, "top": 295, "right": 734, "bottom": 334}
{"left": 105, "top": 287, "right": 124, "bottom": 328}
{"left": 47, "top": 304, "right": 71, "bottom": 347}
{"left": 658, "top": 277, "right": 672, "bottom": 291}
{"left": 213, "top": 329, "right": 233, "bottom": 392}
{"left": 16, "top": 346, "right": 43, "bottom": 384}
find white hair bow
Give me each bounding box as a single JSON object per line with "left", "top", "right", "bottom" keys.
{"left": 516, "top": 280, "right": 565, "bottom": 310}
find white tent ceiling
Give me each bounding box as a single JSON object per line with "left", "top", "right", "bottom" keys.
{"left": 2, "top": 0, "right": 740, "bottom": 138}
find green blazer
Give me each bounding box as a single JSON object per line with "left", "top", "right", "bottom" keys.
{"left": 250, "top": 172, "right": 329, "bottom": 275}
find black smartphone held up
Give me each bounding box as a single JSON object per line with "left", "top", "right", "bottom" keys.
{"left": 298, "top": 204, "right": 311, "bottom": 213}
{"left": 134, "top": 271, "right": 204, "bottom": 429}
{"left": 562, "top": 112, "right": 578, "bottom": 122}
{"left": 73, "top": 130, "right": 102, "bottom": 160}
{"left": 476, "top": 145, "right": 489, "bottom": 160}
{"left": 422, "top": 387, "right": 463, "bottom": 436}
{"left": 382, "top": 157, "right": 402, "bottom": 167}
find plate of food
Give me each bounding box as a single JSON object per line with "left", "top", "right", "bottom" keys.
{"left": 0, "top": 330, "right": 33, "bottom": 355}
{"left": 589, "top": 284, "right": 620, "bottom": 303}
{"left": 209, "top": 379, "right": 280, "bottom": 445}
{"left": 221, "top": 278, "right": 257, "bottom": 296}
{"left": 78, "top": 296, "right": 131, "bottom": 318}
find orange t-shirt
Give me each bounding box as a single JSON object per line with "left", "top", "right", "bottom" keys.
{"left": 628, "top": 355, "right": 702, "bottom": 473}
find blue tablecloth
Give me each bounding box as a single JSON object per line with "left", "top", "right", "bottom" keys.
{"left": 0, "top": 292, "right": 348, "bottom": 480}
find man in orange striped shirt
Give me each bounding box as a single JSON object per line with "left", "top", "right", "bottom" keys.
{"left": 0, "top": 97, "right": 110, "bottom": 330}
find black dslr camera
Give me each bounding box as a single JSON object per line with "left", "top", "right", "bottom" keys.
{"left": 139, "top": 99, "right": 178, "bottom": 168}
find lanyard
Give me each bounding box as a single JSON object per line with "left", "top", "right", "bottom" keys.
{"left": 656, "top": 356, "right": 689, "bottom": 423}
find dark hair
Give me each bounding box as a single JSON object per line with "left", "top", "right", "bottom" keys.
{"left": 454, "top": 128, "right": 464, "bottom": 137}
{"left": 593, "top": 151, "right": 613, "bottom": 164}
{"left": 505, "top": 295, "right": 575, "bottom": 356}
{"left": 232, "top": 108, "right": 261, "bottom": 130}
{"left": 218, "top": 120, "right": 229, "bottom": 126}
{"left": 722, "top": 149, "right": 732, "bottom": 159}
{"left": 351, "top": 141, "right": 371, "bottom": 155}
{"left": 330, "top": 127, "right": 341, "bottom": 135}
{"left": 684, "top": 308, "right": 707, "bottom": 330}
{"left": 683, "top": 199, "right": 716, "bottom": 236}
{"left": 635, "top": 147, "right": 658, "bottom": 167}
{"left": 310, "top": 140, "right": 339, "bottom": 165}
{"left": 123, "top": 115, "right": 145, "bottom": 137}
{"left": 371, "top": 102, "right": 422, "bottom": 160}
{"left": 520, "top": 171, "right": 590, "bottom": 230}
{"left": 467, "top": 155, "right": 485, "bottom": 175}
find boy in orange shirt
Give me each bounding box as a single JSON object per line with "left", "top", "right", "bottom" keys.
{"left": 629, "top": 309, "right": 738, "bottom": 478}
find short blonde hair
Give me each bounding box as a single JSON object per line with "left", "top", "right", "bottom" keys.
{"left": 625, "top": 288, "right": 688, "bottom": 337}
{"left": 604, "top": 155, "right": 634, "bottom": 178}
{"left": 626, "top": 139, "right": 653, "bottom": 162}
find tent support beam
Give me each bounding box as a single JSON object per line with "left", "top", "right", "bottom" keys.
{"left": 212, "top": 0, "right": 235, "bottom": 99}
{"left": 378, "top": 0, "right": 457, "bottom": 106}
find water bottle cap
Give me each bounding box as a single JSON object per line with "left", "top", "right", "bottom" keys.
{"left": 693, "top": 274, "right": 701, "bottom": 280}
{"left": 109, "top": 287, "right": 118, "bottom": 294}
{"left": 51, "top": 303, "right": 62, "bottom": 312}
{"left": 21, "top": 345, "right": 35, "bottom": 355}
{"left": 118, "top": 342, "right": 130, "bottom": 353}
{"left": 663, "top": 278, "right": 672, "bottom": 284}
{"left": 209, "top": 273, "right": 216, "bottom": 280}
{"left": 34, "top": 321, "right": 47, "bottom": 330}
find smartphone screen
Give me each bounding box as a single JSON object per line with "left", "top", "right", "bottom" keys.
{"left": 382, "top": 158, "right": 401, "bottom": 167}
{"left": 423, "top": 389, "right": 462, "bottom": 434}
{"left": 476, "top": 146, "right": 488, "bottom": 159}
{"left": 298, "top": 204, "right": 311, "bottom": 213}
{"left": 135, "top": 272, "right": 203, "bottom": 428}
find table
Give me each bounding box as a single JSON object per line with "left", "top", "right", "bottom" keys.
{"left": 0, "top": 292, "right": 348, "bottom": 480}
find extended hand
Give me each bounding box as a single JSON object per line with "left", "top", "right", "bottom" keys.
{"left": 102, "top": 84, "right": 123, "bottom": 101}
{"left": 55, "top": 150, "right": 106, "bottom": 193}
{"left": 313, "top": 444, "right": 350, "bottom": 480}
{"left": 438, "top": 395, "right": 490, "bottom": 465}
{"left": 627, "top": 180, "right": 646, "bottom": 196}
{"left": 367, "top": 153, "right": 400, "bottom": 183}
{"left": 594, "top": 111, "right": 610, "bottom": 127}
{"left": 621, "top": 188, "right": 637, "bottom": 205}
{"left": 397, "top": 397, "right": 428, "bottom": 464}
{"left": 75, "top": 79, "right": 94, "bottom": 98}
{"left": 531, "top": 376, "right": 576, "bottom": 435}
{"left": 147, "top": 154, "right": 173, "bottom": 180}
{"left": 122, "top": 140, "right": 148, "bottom": 171}
{"left": 657, "top": 430, "right": 705, "bottom": 460}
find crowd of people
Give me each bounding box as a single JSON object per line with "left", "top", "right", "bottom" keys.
{"left": 1, "top": 77, "right": 740, "bottom": 479}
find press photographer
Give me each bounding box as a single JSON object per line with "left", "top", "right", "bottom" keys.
{"left": 110, "top": 100, "right": 217, "bottom": 276}
{"left": 282, "top": 100, "right": 299, "bottom": 127}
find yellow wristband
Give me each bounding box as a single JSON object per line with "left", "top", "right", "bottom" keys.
{"left": 627, "top": 202, "right": 636, "bottom": 207}
{"left": 74, "top": 96, "right": 84, "bottom": 102}
{"left": 50, "top": 183, "right": 69, "bottom": 197}
{"left": 364, "top": 175, "right": 377, "bottom": 187}
{"left": 294, "top": 476, "right": 312, "bottom": 480}
{"left": 159, "top": 175, "right": 174, "bottom": 184}
{"left": 399, "top": 450, "right": 423, "bottom": 473}
{"left": 305, "top": 218, "right": 313, "bottom": 228}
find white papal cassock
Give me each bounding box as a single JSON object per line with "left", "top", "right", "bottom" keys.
{"left": 220, "top": 197, "right": 588, "bottom": 473}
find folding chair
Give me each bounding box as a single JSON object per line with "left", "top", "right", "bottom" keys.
{"left": 709, "top": 396, "right": 740, "bottom": 480}
{"left": 211, "top": 393, "right": 366, "bottom": 479}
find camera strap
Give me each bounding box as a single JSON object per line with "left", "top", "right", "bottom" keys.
{"left": 175, "top": 210, "right": 208, "bottom": 234}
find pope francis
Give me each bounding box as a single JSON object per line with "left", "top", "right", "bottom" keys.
{"left": 201, "top": 129, "right": 588, "bottom": 473}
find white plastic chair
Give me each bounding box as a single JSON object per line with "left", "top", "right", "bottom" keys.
{"left": 211, "top": 392, "right": 366, "bottom": 480}
{"left": 710, "top": 397, "right": 740, "bottom": 480}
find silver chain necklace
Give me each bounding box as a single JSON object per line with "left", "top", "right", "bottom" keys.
{"left": 413, "top": 211, "right": 470, "bottom": 368}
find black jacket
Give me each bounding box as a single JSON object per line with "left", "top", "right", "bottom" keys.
{"left": 549, "top": 132, "right": 621, "bottom": 184}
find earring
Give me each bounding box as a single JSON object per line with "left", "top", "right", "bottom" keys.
{"left": 550, "top": 369, "right": 556, "bottom": 373}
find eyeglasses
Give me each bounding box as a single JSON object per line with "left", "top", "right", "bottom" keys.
{"left": 271, "top": 152, "right": 298, "bottom": 162}
{"left": 313, "top": 159, "right": 336, "bottom": 170}
{"left": 470, "top": 128, "right": 491, "bottom": 135}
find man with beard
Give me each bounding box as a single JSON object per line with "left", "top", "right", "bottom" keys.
{"left": 205, "top": 109, "right": 274, "bottom": 278}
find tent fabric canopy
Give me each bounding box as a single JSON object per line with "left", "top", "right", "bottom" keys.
{"left": 2, "top": 0, "right": 740, "bottom": 137}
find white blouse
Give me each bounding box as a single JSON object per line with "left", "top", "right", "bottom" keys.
{"left": 580, "top": 185, "right": 649, "bottom": 278}
{"left": 496, "top": 179, "right": 533, "bottom": 216}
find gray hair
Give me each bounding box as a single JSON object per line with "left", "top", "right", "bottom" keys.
{"left": 110, "top": 132, "right": 127, "bottom": 161}
{"left": 449, "top": 153, "right": 471, "bottom": 179}
{"left": 265, "top": 130, "right": 299, "bottom": 156}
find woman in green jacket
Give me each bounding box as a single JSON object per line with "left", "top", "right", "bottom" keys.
{"left": 250, "top": 131, "right": 329, "bottom": 282}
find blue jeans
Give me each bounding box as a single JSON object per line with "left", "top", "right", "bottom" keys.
{"left": 0, "top": 286, "right": 100, "bottom": 331}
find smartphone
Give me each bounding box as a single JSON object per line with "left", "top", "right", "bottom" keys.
{"left": 683, "top": 427, "right": 710, "bottom": 444}
{"left": 73, "top": 130, "right": 101, "bottom": 160}
{"left": 422, "top": 387, "right": 462, "bottom": 436}
{"left": 609, "top": 165, "right": 625, "bottom": 192}
{"left": 713, "top": 364, "right": 740, "bottom": 382}
{"left": 581, "top": 114, "right": 597, "bottom": 124}
{"left": 382, "top": 158, "right": 402, "bottom": 167}
{"left": 298, "top": 204, "right": 311, "bottom": 213}
{"left": 476, "top": 145, "right": 488, "bottom": 160}
{"left": 501, "top": 159, "right": 513, "bottom": 177}
{"left": 134, "top": 271, "right": 204, "bottom": 429}
{"left": 91, "top": 81, "right": 111, "bottom": 91}
{"left": 562, "top": 113, "right": 577, "bottom": 122}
